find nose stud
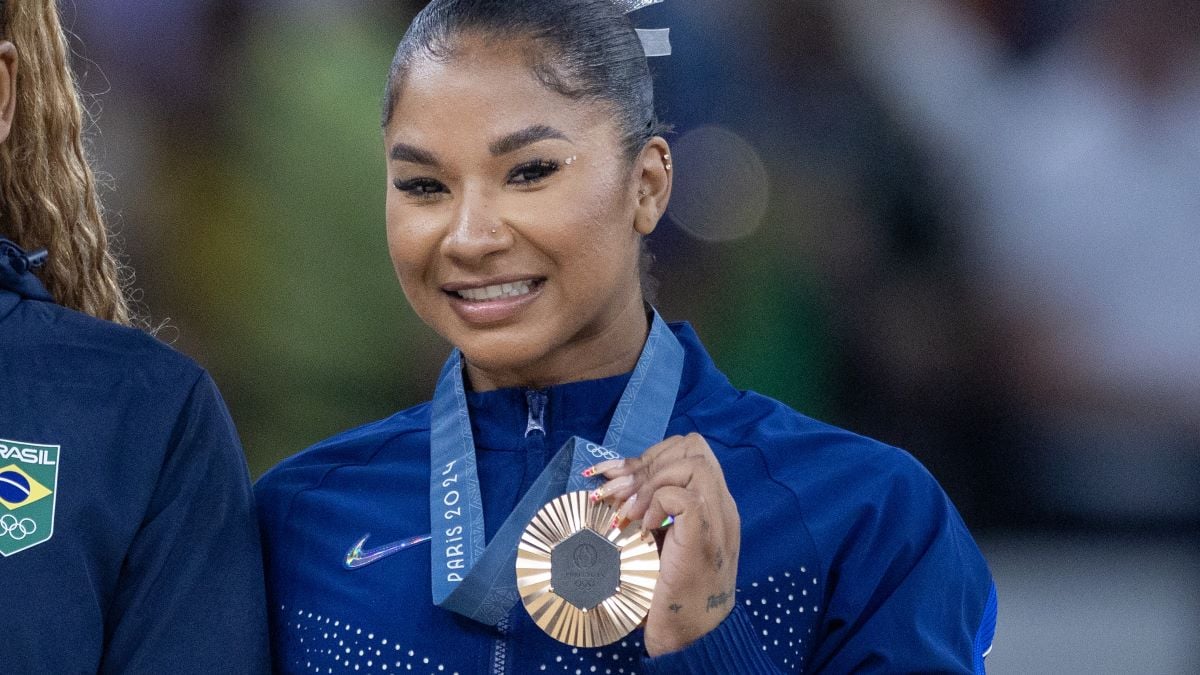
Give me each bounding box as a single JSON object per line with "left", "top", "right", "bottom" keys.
{"left": 490, "top": 228, "right": 498, "bottom": 234}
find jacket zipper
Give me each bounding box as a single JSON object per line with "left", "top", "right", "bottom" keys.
{"left": 524, "top": 390, "right": 547, "bottom": 437}
{"left": 490, "top": 615, "right": 510, "bottom": 675}
{"left": 492, "top": 390, "right": 547, "bottom": 674}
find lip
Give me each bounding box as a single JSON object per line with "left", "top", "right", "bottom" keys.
{"left": 443, "top": 276, "right": 545, "bottom": 325}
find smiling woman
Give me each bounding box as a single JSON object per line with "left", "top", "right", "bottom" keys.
{"left": 382, "top": 32, "right": 667, "bottom": 390}
{"left": 255, "top": 1, "right": 996, "bottom": 673}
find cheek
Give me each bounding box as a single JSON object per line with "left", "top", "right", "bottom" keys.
{"left": 384, "top": 199, "right": 441, "bottom": 288}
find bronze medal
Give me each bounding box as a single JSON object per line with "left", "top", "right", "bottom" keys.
{"left": 515, "top": 490, "right": 659, "bottom": 647}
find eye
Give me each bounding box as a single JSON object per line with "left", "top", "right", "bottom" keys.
{"left": 393, "top": 177, "right": 448, "bottom": 200}
{"left": 507, "top": 159, "right": 560, "bottom": 186}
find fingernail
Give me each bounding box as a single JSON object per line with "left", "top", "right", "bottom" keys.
{"left": 589, "top": 459, "right": 626, "bottom": 475}
{"left": 581, "top": 467, "right": 595, "bottom": 478}
{"left": 615, "top": 493, "right": 637, "bottom": 521}
{"left": 659, "top": 515, "right": 675, "bottom": 528}
{"left": 590, "top": 490, "right": 601, "bottom": 503}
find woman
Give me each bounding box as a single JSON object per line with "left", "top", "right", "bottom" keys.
{"left": 256, "top": 0, "right": 996, "bottom": 672}
{"left": 0, "top": 1, "right": 268, "bottom": 671}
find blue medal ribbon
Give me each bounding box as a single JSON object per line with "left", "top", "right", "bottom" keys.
{"left": 429, "top": 310, "right": 685, "bottom": 625}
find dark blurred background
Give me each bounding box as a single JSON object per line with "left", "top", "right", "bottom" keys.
{"left": 64, "top": 0, "right": 1198, "bottom": 671}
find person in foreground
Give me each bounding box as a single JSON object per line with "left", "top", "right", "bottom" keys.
{"left": 0, "top": 1, "right": 269, "bottom": 671}
{"left": 256, "top": 0, "right": 997, "bottom": 672}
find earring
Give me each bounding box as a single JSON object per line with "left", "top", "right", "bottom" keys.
{"left": 638, "top": 188, "right": 648, "bottom": 198}
{"left": 663, "top": 153, "right": 672, "bottom": 172}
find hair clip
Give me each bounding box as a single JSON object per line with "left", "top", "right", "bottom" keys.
{"left": 612, "top": 0, "right": 663, "bottom": 12}
{"left": 611, "top": 0, "right": 672, "bottom": 58}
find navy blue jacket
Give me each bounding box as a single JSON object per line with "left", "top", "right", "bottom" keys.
{"left": 257, "top": 322, "right": 996, "bottom": 674}
{"left": 0, "top": 240, "right": 270, "bottom": 673}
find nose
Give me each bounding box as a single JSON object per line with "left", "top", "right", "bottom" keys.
{"left": 441, "top": 186, "right": 509, "bottom": 264}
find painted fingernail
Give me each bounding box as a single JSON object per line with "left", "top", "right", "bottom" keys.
{"left": 581, "top": 467, "right": 595, "bottom": 478}
{"left": 659, "top": 515, "right": 675, "bottom": 528}
{"left": 588, "top": 459, "right": 626, "bottom": 475}
{"left": 612, "top": 495, "right": 636, "bottom": 531}
{"left": 619, "top": 493, "right": 638, "bottom": 513}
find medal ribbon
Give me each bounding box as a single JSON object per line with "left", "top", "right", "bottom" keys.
{"left": 429, "top": 310, "right": 684, "bottom": 625}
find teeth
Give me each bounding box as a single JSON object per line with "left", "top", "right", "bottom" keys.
{"left": 456, "top": 280, "right": 536, "bottom": 301}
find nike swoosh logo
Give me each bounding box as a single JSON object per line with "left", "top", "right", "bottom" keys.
{"left": 343, "top": 533, "right": 432, "bottom": 570}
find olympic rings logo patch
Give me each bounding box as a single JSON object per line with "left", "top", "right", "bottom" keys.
{"left": 0, "top": 513, "right": 37, "bottom": 540}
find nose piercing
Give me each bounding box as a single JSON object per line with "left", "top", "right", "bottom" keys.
{"left": 564, "top": 155, "right": 577, "bottom": 165}
{"left": 490, "top": 228, "right": 498, "bottom": 234}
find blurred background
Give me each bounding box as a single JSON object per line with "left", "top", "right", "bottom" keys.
{"left": 62, "top": 0, "right": 1197, "bottom": 671}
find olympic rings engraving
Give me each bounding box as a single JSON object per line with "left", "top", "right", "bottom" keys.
{"left": 0, "top": 513, "right": 37, "bottom": 540}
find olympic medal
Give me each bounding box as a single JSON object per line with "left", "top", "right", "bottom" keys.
{"left": 515, "top": 490, "right": 659, "bottom": 647}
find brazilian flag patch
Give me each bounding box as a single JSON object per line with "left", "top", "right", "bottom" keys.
{"left": 0, "top": 439, "right": 60, "bottom": 557}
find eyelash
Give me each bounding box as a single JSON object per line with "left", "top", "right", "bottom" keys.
{"left": 392, "top": 177, "right": 446, "bottom": 200}
{"left": 391, "top": 159, "right": 563, "bottom": 200}
{"left": 506, "top": 159, "right": 561, "bottom": 186}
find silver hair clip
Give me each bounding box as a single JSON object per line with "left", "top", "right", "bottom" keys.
{"left": 612, "top": 0, "right": 663, "bottom": 12}
{"left": 613, "top": 0, "right": 672, "bottom": 58}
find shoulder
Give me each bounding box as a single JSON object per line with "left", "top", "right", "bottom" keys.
{"left": 1, "top": 294, "right": 204, "bottom": 392}
{"left": 689, "top": 383, "right": 920, "bottom": 482}
{"left": 688, "top": 384, "right": 970, "bottom": 561}
{"left": 255, "top": 402, "right": 432, "bottom": 511}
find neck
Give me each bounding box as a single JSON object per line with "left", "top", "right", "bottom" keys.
{"left": 465, "top": 299, "right": 651, "bottom": 392}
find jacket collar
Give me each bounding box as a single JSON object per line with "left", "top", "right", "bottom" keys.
{"left": 0, "top": 238, "right": 53, "bottom": 302}
{"left": 464, "top": 321, "right": 731, "bottom": 451}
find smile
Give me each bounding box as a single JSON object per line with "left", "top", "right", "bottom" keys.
{"left": 443, "top": 277, "right": 545, "bottom": 325}
{"left": 451, "top": 279, "right": 542, "bottom": 302}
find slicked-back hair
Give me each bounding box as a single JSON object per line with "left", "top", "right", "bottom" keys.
{"left": 382, "top": 0, "right": 668, "bottom": 160}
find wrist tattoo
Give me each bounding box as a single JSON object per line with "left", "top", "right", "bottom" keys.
{"left": 705, "top": 591, "right": 731, "bottom": 612}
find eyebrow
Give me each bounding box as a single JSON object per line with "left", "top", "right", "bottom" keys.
{"left": 388, "top": 125, "right": 569, "bottom": 166}
{"left": 488, "top": 125, "right": 570, "bottom": 156}
{"left": 389, "top": 143, "right": 439, "bottom": 166}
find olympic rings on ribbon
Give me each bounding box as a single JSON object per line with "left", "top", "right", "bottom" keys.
{"left": 0, "top": 513, "right": 37, "bottom": 540}
{"left": 585, "top": 442, "right": 621, "bottom": 462}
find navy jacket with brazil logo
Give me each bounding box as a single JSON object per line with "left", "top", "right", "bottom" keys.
{"left": 0, "top": 239, "right": 269, "bottom": 673}
{"left": 257, "top": 315, "right": 997, "bottom": 673}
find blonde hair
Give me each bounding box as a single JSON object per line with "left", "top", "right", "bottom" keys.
{"left": 0, "top": 0, "right": 132, "bottom": 325}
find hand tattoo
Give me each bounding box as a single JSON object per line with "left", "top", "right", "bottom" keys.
{"left": 669, "top": 603, "right": 683, "bottom": 613}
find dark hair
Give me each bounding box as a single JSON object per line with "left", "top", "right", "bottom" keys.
{"left": 382, "top": 0, "right": 669, "bottom": 159}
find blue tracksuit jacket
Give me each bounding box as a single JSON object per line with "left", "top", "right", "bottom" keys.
{"left": 257, "top": 321, "right": 996, "bottom": 674}
{"left": 0, "top": 239, "right": 269, "bottom": 673}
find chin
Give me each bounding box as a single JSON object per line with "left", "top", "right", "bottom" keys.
{"left": 451, "top": 324, "right": 558, "bottom": 384}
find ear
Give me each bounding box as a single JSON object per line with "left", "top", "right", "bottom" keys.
{"left": 0, "top": 41, "right": 17, "bottom": 145}
{"left": 632, "top": 136, "right": 672, "bottom": 236}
